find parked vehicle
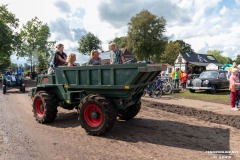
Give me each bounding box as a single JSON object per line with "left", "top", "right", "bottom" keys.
{"left": 2, "top": 70, "right": 25, "bottom": 94}
{"left": 29, "top": 63, "right": 162, "bottom": 136}
{"left": 187, "top": 70, "right": 228, "bottom": 94}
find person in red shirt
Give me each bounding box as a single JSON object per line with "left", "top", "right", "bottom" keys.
{"left": 180, "top": 70, "right": 188, "bottom": 90}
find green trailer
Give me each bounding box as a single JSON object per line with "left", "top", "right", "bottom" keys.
{"left": 29, "top": 63, "right": 162, "bottom": 135}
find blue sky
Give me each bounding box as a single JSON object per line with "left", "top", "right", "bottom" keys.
{"left": 1, "top": 0, "right": 240, "bottom": 65}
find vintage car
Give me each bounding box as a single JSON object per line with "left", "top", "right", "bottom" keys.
{"left": 187, "top": 70, "right": 229, "bottom": 94}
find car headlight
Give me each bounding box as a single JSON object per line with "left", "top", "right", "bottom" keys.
{"left": 187, "top": 80, "right": 191, "bottom": 84}
{"left": 203, "top": 80, "right": 209, "bottom": 84}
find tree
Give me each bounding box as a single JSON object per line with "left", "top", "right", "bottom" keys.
{"left": 78, "top": 32, "right": 102, "bottom": 55}
{"left": 174, "top": 40, "right": 194, "bottom": 53}
{"left": 234, "top": 55, "right": 240, "bottom": 64}
{"left": 161, "top": 41, "right": 181, "bottom": 65}
{"left": 9, "top": 63, "right": 18, "bottom": 72}
{"left": 0, "top": 4, "right": 20, "bottom": 72}
{"left": 207, "top": 50, "right": 231, "bottom": 64}
{"left": 36, "top": 54, "right": 47, "bottom": 72}
{"left": 20, "top": 17, "right": 51, "bottom": 74}
{"left": 23, "top": 63, "right": 31, "bottom": 71}
{"left": 111, "top": 36, "right": 128, "bottom": 49}
{"left": 127, "top": 10, "right": 167, "bottom": 61}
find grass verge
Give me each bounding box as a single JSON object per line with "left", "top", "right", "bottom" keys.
{"left": 171, "top": 89, "right": 230, "bottom": 105}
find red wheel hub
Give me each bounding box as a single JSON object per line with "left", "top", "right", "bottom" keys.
{"left": 35, "top": 98, "right": 44, "bottom": 116}
{"left": 84, "top": 104, "right": 103, "bottom": 127}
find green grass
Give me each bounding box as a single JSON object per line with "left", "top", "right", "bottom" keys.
{"left": 172, "top": 89, "right": 230, "bottom": 105}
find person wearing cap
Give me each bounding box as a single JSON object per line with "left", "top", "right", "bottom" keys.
{"left": 227, "top": 62, "right": 237, "bottom": 79}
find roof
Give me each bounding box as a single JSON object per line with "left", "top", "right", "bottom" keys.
{"left": 189, "top": 62, "right": 222, "bottom": 67}
{"left": 180, "top": 53, "right": 221, "bottom": 64}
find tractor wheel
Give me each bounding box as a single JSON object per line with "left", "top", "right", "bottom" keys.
{"left": 2, "top": 85, "right": 6, "bottom": 94}
{"left": 22, "top": 84, "right": 25, "bottom": 93}
{"left": 78, "top": 94, "right": 117, "bottom": 136}
{"left": 32, "top": 91, "right": 58, "bottom": 123}
{"left": 2, "top": 79, "right": 6, "bottom": 86}
{"left": 118, "top": 101, "right": 141, "bottom": 120}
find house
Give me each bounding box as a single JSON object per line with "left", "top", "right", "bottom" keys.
{"left": 174, "top": 53, "right": 222, "bottom": 74}
{"left": 163, "top": 63, "right": 173, "bottom": 75}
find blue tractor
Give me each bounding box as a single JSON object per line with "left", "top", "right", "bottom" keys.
{"left": 2, "top": 70, "right": 25, "bottom": 94}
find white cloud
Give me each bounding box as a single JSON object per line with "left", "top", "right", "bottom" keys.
{"left": 219, "top": 6, "right": 227, "bottom": 15}
{"left": 1, "top": 0, "right": 239, "bottom": 65}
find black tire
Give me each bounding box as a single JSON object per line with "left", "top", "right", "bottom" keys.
{"left": 2, "top": 79, "right": 6, "bottom": 86}
{"left": 118, "top": 101, "right": 141, "bottom": 120}
{"left": 210, "top": 85, "right": 217, "bottom": 94}
{"left": 3, "top": 85, "right": 6, "bottom": 94}
{"left": 32, "top": 91, "right": 58, "bottom": 123}
{"left": 22, "top": 84, "right": 25, "bottom": 93}
{"left": 78, "top": 94, "right": 117, "bottom": 136}
{"left": 189, "top": 89, "right": 195, "bottom": 93}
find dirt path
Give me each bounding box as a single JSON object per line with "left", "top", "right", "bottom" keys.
{"left": 0, "top": 84, "right": 240, "bottom": 159}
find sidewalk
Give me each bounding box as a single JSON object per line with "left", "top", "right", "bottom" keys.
{"left": 141, "top": 96, "right": 240, "bottom": 116}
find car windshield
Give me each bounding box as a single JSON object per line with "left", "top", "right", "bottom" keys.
{"left": 199, "top": 71, "right": 218, "bottom": 79}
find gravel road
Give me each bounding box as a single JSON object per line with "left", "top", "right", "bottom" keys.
{"left": 0, "top": 84, "right": 239, "bottom": 160}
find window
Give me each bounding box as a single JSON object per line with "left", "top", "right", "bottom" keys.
{"left": 219, "top": 72, "right": 226, "bottom": 79}
{"left": 207, "top": 56, "right": 216, "bottom": 61}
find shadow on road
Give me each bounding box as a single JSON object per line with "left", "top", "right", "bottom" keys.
{"left": 49, "top": 112, "right": 80, "bottom": 128}
{"left": 105, "top": 118, "right": 230, "bottom": 152}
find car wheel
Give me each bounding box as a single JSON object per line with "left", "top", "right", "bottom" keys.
{"left": 189, "top": 89, "right": 195, "bottom": 93}
{"left": 210, "top": 85, "right": 217, "bottom": 94}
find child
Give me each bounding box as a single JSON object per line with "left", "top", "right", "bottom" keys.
{"left": 229, "top": 68, "right": 240, "bottom": 110}
{"left": 66, "top": 53, "right": 77, "bottom": 66}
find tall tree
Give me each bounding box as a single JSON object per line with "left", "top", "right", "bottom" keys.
{"left": 160, "top": 40, "right": 194, "bottom": 65}
{"left": 0, "top": 4, "right": 20, "bottom": 72}
{"left": 127, "top": 10, "right": 167, "bottom": 61}
{"left": 207, "top": 50, "right": 231, "bottom": 64}
{"left": 161, "top": 41, "right": 181, "bottom": 65}
{"left": 10, "top": 62, "right": 18, "bottom": 71}
{"left": 23, "top": 63, "right": 31, "bottom": 71}
{"left": 174, "top": 40, "right": 194, "bottom": 53}
{"left": 20, "top": 17, "right": 51, "bottom": 73}
{"left": 111, "top": 36, "right": 128, "bottom": 49}
{"left": 78, "top": 32, "right": 102, "bottom": 55}
{"left": 234, "top": 55, "right": 240, "bottom": 64}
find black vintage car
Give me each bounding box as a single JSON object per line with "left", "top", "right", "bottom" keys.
{"left": 187, "top": 70, "right": 229, "bottom": 94}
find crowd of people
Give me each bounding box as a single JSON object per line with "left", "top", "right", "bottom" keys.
{"left": 167, "top": 68, "right": 189, "bottom": 90}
